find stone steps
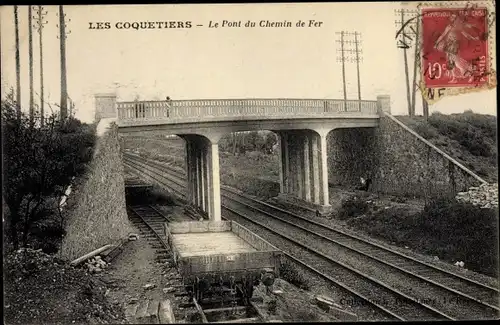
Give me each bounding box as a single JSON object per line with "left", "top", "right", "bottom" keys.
{"left": 125, "top": 298, "right": 176, "bottom": 324}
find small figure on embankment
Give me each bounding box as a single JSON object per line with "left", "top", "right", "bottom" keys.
{"left": 357, "top": 176, "right": 372, "bottom": 192}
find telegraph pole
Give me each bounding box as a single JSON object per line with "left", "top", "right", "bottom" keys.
{"left": 336, "top": 31, "right": 348, "bottom": 111}
{"left": 411, "top": 19, "right": 419, "bottom": 117}
{"left": 336, "top": 31, "right": 363, "bottom": 111}
{"left": 14, "top": 5, "right": 21, "bottom": 119}
{"left": 354, "top": 32, "right": 362, "bottom": 102}
{"left": 399, "top": 9, "right": 412, "bottom": 116}
{"left": 28, "top": 6, "right": 34, "bottom": 124}
{"left": 58, "top": 5, "right": 69, "bottom": 120}
{"left": 395, "top": 7, "right": 426, "bottom": 118}
{"left": 33, "top": 6, "right": 48, "bottom": 126}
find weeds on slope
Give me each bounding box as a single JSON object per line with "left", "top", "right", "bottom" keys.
{"left": 341, "top": 197, "right": 499, "bottom": 277}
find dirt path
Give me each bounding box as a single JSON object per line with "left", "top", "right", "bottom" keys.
{"left": 99, "top": 235, "right": 166, "bottom": 314}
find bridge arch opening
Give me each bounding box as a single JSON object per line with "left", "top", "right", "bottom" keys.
{"left": 326, "top": 126, "right": 378, "bottom": 204}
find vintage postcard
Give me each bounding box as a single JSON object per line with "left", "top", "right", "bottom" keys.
{"left": 1, "top": 2, "right": 498, "bottom": 324}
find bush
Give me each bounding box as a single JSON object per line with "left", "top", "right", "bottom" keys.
{"left": 279, "top": 259, "right": 310, "bottom": 290}
{"left": 2, "top": 92, "right": 95, "bottom": 251}
{"left": 267, "top": 299, "right": 277, "bottom": 314}
{"left": 428, "top": 112, "right": 495, "bottom": 157}
{"left": 348, "top": 197, "right": 499, "bottom": 277}
{"left": 337, "top": 197, "right": 370, "bottom": 220}
{"left": 414, "top": 123, "right": 439, "bottom": 139}
{"left": 410, "top": 198, "right": 498, "bottom": 276}
{"left": 219, "top": 131, "right": 278, "bottom": 155}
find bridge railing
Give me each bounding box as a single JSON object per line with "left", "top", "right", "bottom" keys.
{"left": 117, "top": 98, "right": 379, "bottom": 122}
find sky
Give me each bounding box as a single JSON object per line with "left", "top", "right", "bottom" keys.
{"left": 0, "top": 3, "right": 497, "bottom": 123}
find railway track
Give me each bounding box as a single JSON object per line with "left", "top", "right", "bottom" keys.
{"left": 123, "top": 152, "right": 499, "bottom": 321}
{"left": 127, "top": 205, "right": 172, "bottom": 264}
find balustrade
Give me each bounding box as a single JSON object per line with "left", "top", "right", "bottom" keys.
{"left": 116, "top": 98, "right": 379, "bottom": 124}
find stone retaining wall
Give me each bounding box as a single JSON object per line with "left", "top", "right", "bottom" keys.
{"left": 327, "top": 114, "right": 486, "bottom": 199}
{"left": 59, "top": 119, "right": 133, "bottom": 261}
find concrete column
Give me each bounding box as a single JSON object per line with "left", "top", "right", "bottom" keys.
{"left": 311, "top": 134, "right": 320, "bottom": 204}
{"left": 208, "top": 142, "right": 221, "bottom": 221}
{"left": 282, "top": 134, "right": 290, "bottom": 193}
{"left": 296, "top": 139, "right": 303, "bottom": 199}
{"left": 293, "top": 139, "right": 299, "bottom": 195}
{"left": 195, "top": 147, "right": 201, "bottom": 207}
{"left": 303, "top": 134, "right": 311, "bottom": 201}
{"left": 302, "top": 133, "right": 311, "bottom": 201}
{"left": 94, "top": 93, "right": 117, "bottom": 122}
{"left": 184, "top": 139, "right": 193, "bottom": 204}
{"left": 189, "top": 141, "right": 197, "bottom": 206}
{"left": 205, "top": 145, "right": 212, "bottom": 217}
{"left": 277, "top": 133, "right": 285, "bottom": 193}
{"left": 289, "top": 139, "right": 295, "bottom": 194}
{"left": 376, "top": 95, "right": 391, "bottom": 115}
{"left": 200, "top": 145, "right": 206, "bottom": 212}
{"left": 319, "top": 134, "right": 329, "bottom": 206}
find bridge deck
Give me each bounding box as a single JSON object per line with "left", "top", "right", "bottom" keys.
{"left": 116, "top": 98, "right": 380, "bottom": 127}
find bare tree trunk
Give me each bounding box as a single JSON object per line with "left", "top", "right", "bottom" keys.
{"left": 59, "top": 5, "right": 68, "bottom": 120}
{"left": 38, "top": 5, "right": 45, "bottom": 126}
{"left": 14, "top": 5, "right": 21, "bottom": 120}
{"left": 29, "top": 6, "right": 34, "bottom": 125}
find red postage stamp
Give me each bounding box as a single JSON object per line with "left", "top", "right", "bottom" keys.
{"left": 421, "top": 7, "right": 489, "bottom": 88}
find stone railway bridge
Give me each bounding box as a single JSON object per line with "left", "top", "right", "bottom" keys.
{"left": 95, "top": 93, "right": 486, "bottom": 222}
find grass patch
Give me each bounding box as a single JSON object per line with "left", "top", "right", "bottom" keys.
{"left": 337, "top": 196, "right": 371, "bottom": 220}
{"left": 279, "top": 259, "right": 310, "bottom": 290}
{"left": 428, "top": 112, "right": 495, "bottom": 157}
{"left": 346, "top": 198, "right": 499, "bottom": 277}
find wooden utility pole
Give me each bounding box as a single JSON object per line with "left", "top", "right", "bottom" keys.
{"left": 336, "top": 31, "right": 348, "bottom": 111}
{"left": 336, "top": 31, "right": 363, "bottom": 111}
{"left": 28, "top": 6, "right": 34, "bottom": 124}
{"left": 14, "top": 5, "right": 21, "bottom": 119}
{"left": 422, "top": 90, "right": 429, "bottom": 119}
{"left": 58, "top": 5, "right": 68, "bottom": 120}
{"left": 401, "top": 10, "right": 412, "bottom": 116}
{"left": 411, "top": 15, "right": 420, "bottom": 117}
{"left": 34, "top": 6, "right": 48, "bottom": 126}
{"left": 354, "top": 32, "right": 362, "bottom": 102}
{"left": 395, "top": 7, "right": 422, "bottom": 117}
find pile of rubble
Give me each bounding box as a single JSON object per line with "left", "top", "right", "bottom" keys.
{"left": 455, "top": 183, "right": 498, "bottom": 209}
{"left": 4, "top": 247, "right": 125, "bottom": 324}
{"left": 84, "top": 255, "right": 108, "bottom": 274}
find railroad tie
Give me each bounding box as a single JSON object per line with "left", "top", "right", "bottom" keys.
{"left": 146, "top": 299, "right": 160, "bottom": 324}
{"left": 135, "top": 299, "right": 150, "bottom": 324}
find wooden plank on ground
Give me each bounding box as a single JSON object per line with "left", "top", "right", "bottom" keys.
{"left": 158, "top": 299, "right": 176, "bottom": 324}
{"left": 315, "top": 296, "right": 357, "bottom": 321}
{"left": 213, "top": 317, "right": 260, "bottom": 323}
{"left": 147, "top": 299, "right": 160, "bottom": 324}
{"left": 193, "top": 298, "right": 209, "bottom": 324}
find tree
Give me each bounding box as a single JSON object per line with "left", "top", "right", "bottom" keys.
{"left": 28, "top": 6, "right": 35, "bottom": 124}
{"left": 14, "top": 5, "right": 21, "bottom": 119}
{"left": 34, "top": 5, "right": 48, "bottom": 126}
{"left": 2, "top": 92, "right": 95, "bottom": 250}
{"left": 264, "top": 132, "right": 278, "bottom": 154}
